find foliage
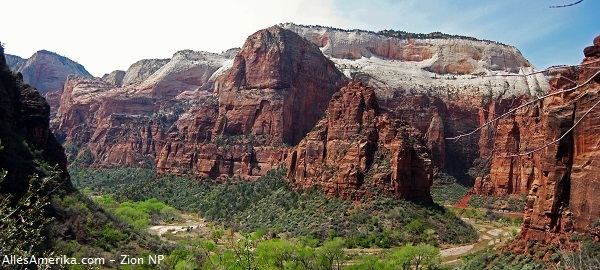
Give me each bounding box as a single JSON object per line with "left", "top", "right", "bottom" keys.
{"left": 0, "top": 171, "right": 54, "bottom": 258}
{"left": 459, "top": 247, "right": 546, "bottom": 270}
{"left": 430, "top": 171, "right": 470, "bottom": 205}
{"left": 559, "top": 236, "right": 600, "bottom": 270}
{"left": 95, "top": 197, "right": 178, "bottom": 229}
{"left": 468, "top": 195, "right": 526, "bottom": 212}
{"left": 71, "top": 166, "right": 478, "bottom": 248}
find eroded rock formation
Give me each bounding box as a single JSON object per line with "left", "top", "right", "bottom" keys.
{"left": 280, "top": 23, "right": 548, "bottom": 100}
{"left": 466, "top": 35, "right": 600, "bottom": 242}
{"left": 53, "top": 48, "right": 236, "bottom": 167}
{"left": 156, "top": 26, "right": 347, "bottom": 179}
{"left": 287, "top": 81, "right": 433, "bottom": 202}
{"left": 213, "top": 26, "right": 348, "bottom": 145}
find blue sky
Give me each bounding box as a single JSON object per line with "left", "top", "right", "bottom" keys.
{"left": 2, "top": 0, "right": 598, "bottom": 76}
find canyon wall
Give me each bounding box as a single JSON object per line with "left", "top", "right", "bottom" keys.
{"left": 287, "top": 81, "right": 433, "bottom": 202}
{"left": 156, "top": 26, "right": 347, "bottom": 179}
{"left": 520, "top": 36, "right": 600, "bottom": 241}
{"left": 50, "top": 24, "right": 555, "bottom": 203}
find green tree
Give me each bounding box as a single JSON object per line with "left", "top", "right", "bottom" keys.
{"left": 412, "top": 243, "right": 440, "bottom": 270}
{"left": 387, "top": 243, "right": 440, "bottom": 270}
{"left": 317, "top": 238, "right": 346, "bottom": 270}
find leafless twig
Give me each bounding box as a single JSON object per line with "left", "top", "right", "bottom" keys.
{"left": 550, "top": 0, "right": 584, "bottom": 8}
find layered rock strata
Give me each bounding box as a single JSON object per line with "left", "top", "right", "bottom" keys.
{"left": 213, "top": 26, "right": 348, "bottom": 145}
{"left": 280, "top": 23, "right": 550, "bottom": 178}
{"left": 287, "top": 81, "right": 433, "bottom": 202}
{"left": 156, "top": 26, "right": 348, "bottom": 179}
{"left": 54, "top": 48, "right": 235, "bottom": 167}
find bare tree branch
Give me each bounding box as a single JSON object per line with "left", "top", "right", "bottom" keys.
{"left": 550, "top": 0, "right": 584, "bottom": 8}
{"left": 446, "top": 69, "right": 600, "bottom": 141}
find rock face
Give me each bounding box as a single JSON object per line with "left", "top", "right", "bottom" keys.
{"left": 5, "top": 54, "right": 25, "bottom": 71}
{"left": 519, "top": 37, "right": 600, "bottom": 242}
{"left": 51, "top": 24, "right": 554, "bottom": 205}
{"left": 54, "top": 48, "right": 236, "bottom": 167}
{"left": 467, "top": 36, "right": 600, "bottom": 242}
{"left": 102, "top": 70, "right": 125, "bottom": 87}
{"left": 55, "top": 74, "right": 167, "bottom": 166}
{"left": 280, "top": 23, "right": 550, "bottom": 180}
{"left": 280, "top": 23, "right": 549, "bottom": 100}
{"left": 121, "top": 58, "right": 170, "bottom": 86}
{"left": 287, "top": 81, "right": 433, "bottom": 202}
{"left": 0, "top": 45, "right": 70, "bottom": 196}
{"left": 156, "top": 26, "right": 347, "bottom": 178}
{"left": 470, "top": 96, "right": 542, "bottom": 196}
{"left": 7, "top": 50, "right": 91, "bottom": 94}
{"left": 138, "top": 50, "right": 236, "bottom": 98}
{"left": 213, "top": 26, "right": 348, "bottom": 145}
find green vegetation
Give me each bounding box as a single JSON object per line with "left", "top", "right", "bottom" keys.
{"left": 459, "top": 247, "right": 546, "bottom": 270}
{"left": 0, "top": 168, "right": 54, "bottom": 258}
{"left": 469, "top": 194, "right": 526, "bottom": 212}
{"left": 456, "top": 233, "right": 600, "bottom": 270}
{"left": 71, "top": 166, "right": 478, "bottom": 248}
{"left": 377, "top": 29, "right": 495, "bottom": 43}
{"left": 430, "top": 171, "right": 471, "bottom": 205}
{"left": 452, "top": 207, "right": 523, "bottom": 226}
{"left": 95, "top": 196, "right": 179, "bottom": 229}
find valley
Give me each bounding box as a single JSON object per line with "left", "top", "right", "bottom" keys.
{"left": 1, "top": 17, "right": 599, "bottom": 269}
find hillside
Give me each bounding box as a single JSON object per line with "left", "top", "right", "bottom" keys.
{"left": 6, "top": 50, "right": 91, "bottom": 94}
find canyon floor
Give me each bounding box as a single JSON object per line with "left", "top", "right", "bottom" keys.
{"left": 146, "top": 207, "right": 521, "bottom": 265}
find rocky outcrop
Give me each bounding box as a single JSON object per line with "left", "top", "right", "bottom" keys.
{"left": 121, "top": 58, "right": 169, "bottom": 86}
{"left": 5, "top": 54, "right": 25, "bottom": 71}
{"left": 287, "top": 81, "right": 433, "bottom": 202}
{"left": 138, "top": 50, "right": 235, "bottom": 98}
{"left": 7, "top": 50, "right": 91, "bottom": 94}
{"left": 470, "top": 96, "right": 543, "bottom": 196}
{"left": 156, "top": 100, "right": 287, "bottom": 179}
{"left": 156, "top": 26, "right": 347, "bottom": 179}
{"left": 281, "top": 23, "right": 550, "bottom": 179}
{"left": 53, "top": 47, "right": 238, "bottom": 167}
{"left": 213, "top": 26, "right": 348, "bottom": 145}
{"left": 55, "top": 74, "right": 170, "bottom": 166}
{"left": 102, "top": 70, "right": 125, "bottom": 86}
{"left": 466, "top": 36, "right": 600, "bottom": 242}
{"left": 280, "top": 23, "right": 528, "bottom": 73}
{"left": 50, "top": 24, "right": 556, "bottom": 206}
{"left": 0, "top": 45, "right": 70, "bottom": 197}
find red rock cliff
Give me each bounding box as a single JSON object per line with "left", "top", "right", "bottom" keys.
{"left": 287, "top": 81, "right": 433, "bottom": 202}
{"left": 520, "top": 36, "right": 600, "bottom": 242}
{"left": 468, "top": 35, "right": 600, "bottom": 241}
{"left": 213, "top": 26, "right": 348, "bottom": 146}
{"left": 156, "top": 26, "right": 347, "bottom": 179}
